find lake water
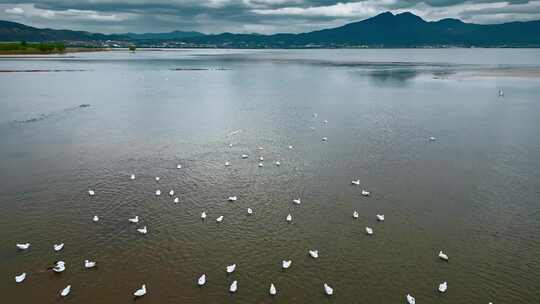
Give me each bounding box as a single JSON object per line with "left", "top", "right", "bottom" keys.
{"left": 1, "top": 49, "right": 540, "bottom": 303}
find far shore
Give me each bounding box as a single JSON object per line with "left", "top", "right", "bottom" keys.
{"left": 0, "top": 47, "right": 110, "bottom": 55}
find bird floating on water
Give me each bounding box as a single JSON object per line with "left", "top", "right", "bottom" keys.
{"left": 60, "top": 285, "right": 71, "bottom": 297}
{"left": 241, "top": 154, "right": 249, "bottom": 159}
{"left": 128, "top": 216, "right": 139, "bottom": 223}
{"left": 324, "top": 283, "right": 333, "bottom": 295}
{"left": 322, "top": 137, "right": 328, "bottom": 141}
{"left": 228, "top": 196, "right": 237, "bottom": 201}
{"left": 258, "top": 163, "right": 264, "bottom": 167}
{"left": 288, "top": 145, "right": 293, "bottom": 149}
{"left": 53, "top": 243, "right": 64, "bottom": 252}
{"left": 247, "top": 208, "right": 253, "bottom": 215}
{"left": 174, "top": 197, "right": 179, "bottom": 203}
{"left": 216, "top": 216, "right": 224, "bottom": 223}
{"left": 406, "top": 294, "right": 416, "bottom": 304}
{"left": 376, "top": 214, "right": 385, "bottom": 221}
{"left": 286, "top": 214, "right": 292, "bottom": 222}
{"left": 498, "top": 89, "right": 504, "bottom": 97}
{"left": 438, "top": 250, "right": 449, "bottom": 261}
{"left": 258, "top": 147, "right": 264, "bottom": 150}
{"left": 155, "top": 189, "right": 161, "bottom": 196}
{"left": 429, "top": 136, "right": 437, "bottom": 141}
{"left": 353, "top": 211, "right": 359, "bottom": 219}
{"left": 169, "top": 190, "right": 174, "bottom": 196}
{"left": 259, "top": 156, "right": 264, "bottom": 161}
{"left": 438, "top": 281, "right": 448, "bottom": 293}
{"left": 15, "top": 273, "right": 26, "bottom": 283}
{"left": 275, "top": 161, "right": 281, "bottom": 166}
{"left": 84, "top": 260, "right": 96, "bottom": 269}
{"left": 309, "top": 250, "right": 319, "bottom": 259}
{"left": 198, "top": 274, "right": 206, "bottom": 286}
{"left": 155, "top": 177, "right": 160, "bottom": 182}
{"left": 92, "top": 215, "right": 99, "bottom": 222}
{"left": 293, "top": 198, "right": 301, "bottom": 205}
{"left": 226, "top": 264, "right": 236, "bottom": 274}
{"left": 323, "top": 119, "right": 328, "bottom": 124}
{"left": 269, "top": 283, "right": 277, "bottom": 295}
{"left": 365, "top": 227, "right": 374, "bottom": 235}
{"left": 229, "top": 143, "right": 233, "bottom": 147}
{"left": 52, "top": 261, "right": 66, "bottom": 273}
{"left": 134, "top": 284, "right": 146, "bottom": 297}
{"left": 177, "top": 164, "right": 182, "bottom": 169}
{"left": 137, "top": 226, "right": 148, "bottom": 234}
{"left": 229, "top": 280, "right": 238, "bottom": 293}
{"left": 88, "top": 189, "right": 95, "bottom": 196}
{"left": 282, "top": 260, "right": 292, "bottom": 269}
{"left": 225, "top": 161, "right": 231, "bottom": 166}
{"left": 130, "top": 174, "right": 135, "bottom": 180}
{"left": 201, "top": 211, "right": 207, "bottom": 219}
{"left": 361, "top": 190, "right": 371, "bottom": 196}
{"left": 16, "top": 243, "right": 30, "bottom": 250}
{"left": 352, "top": 179, "right": 360, "bottom": 185}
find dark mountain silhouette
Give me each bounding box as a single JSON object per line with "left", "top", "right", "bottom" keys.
{"left": 1, "top": 12, "right": 539, "bottom": 47}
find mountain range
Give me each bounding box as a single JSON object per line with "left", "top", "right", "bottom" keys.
{"left": 1, "top": 12, "right": 540, "bottom": 48}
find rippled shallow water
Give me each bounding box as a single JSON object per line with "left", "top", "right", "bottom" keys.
{"left": 1, "top": 49, "right": 540, "bottom": 303}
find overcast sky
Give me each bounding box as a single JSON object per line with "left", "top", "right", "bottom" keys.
{"left": 1, "top": 0, "right": 540, "bottom": 34}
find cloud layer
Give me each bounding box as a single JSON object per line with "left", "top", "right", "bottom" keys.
{"left": 1, "top": 1, "right": 540, "bottom": 34}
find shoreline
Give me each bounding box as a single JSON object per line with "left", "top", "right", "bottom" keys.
{"left": 0, "top": 47, "right": 110, "bottom": 55}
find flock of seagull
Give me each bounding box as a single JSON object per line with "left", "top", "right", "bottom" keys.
{"left": 11, "top": 109, "right": 504, "bottom": 303}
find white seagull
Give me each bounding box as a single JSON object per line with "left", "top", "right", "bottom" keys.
{"left": 323, "top": 119, "right": 328, "bottom": 124}
{"left": 16, "top": 243, "right": 30, "bottom": 250}
{"left": 134, "top": 284, "right": 146, "bottom": 297}
{"left": 324, "top": 283, "right": 333, "bottom": 295}
{"left": 282, "top": 260, "right": 292, "bottom": 269}
{"left": 155, "top": 176, "right": 160, "bottom": 182}
{"left": 438, "top": 250, "right": 449, "bottom": 261}
{"left": 198, "top": 274, "right": 206, "bottom": 286}
{"left": 137, "top": 226, "right": 148, "bottom": 234}
{"left": 275, "top": 161, "right": 281, "bottom": 166}
{"left": 293, "top": 198, "right": 301, "bottom": 205}
{"left": 155, "top": 189, "right": 161, "bottom": 196}
{"left": 361, "top": 190, "right": 371, "bottom": 196}
{"left": 353, "top": 211, "right": 359, "bottom": 219}
{"left": 376, "top": 214, "right": 385, "bottom": 221}
{"left": 438, "top": 281, "right": 448, "bottom": 293}
{"left": 174, "top": 197, "right": 180, "bottom": 203}
{"left": 365, "top": 227, "right": 374, "bottom": 235}
{"left": 259, "top": 156, "right": 264, "bottom": 161}
{"left": 286, "top": 214, "right": 292, "bottom": 222}
{"left": 177, "top": 164, "right": 182, "bottom": 169}
{"left": 128, "top": 216, "right": 139, "bottom": 223}
{"left": 60, "top": 285, "right": 71, "bottom": 297}
{"left": 130, "top": 174, "right": 135, "bottom": 180}
{"left": 15, "top": 273, "right": 26, "bottom": 283}
{"left": 93, "top": 215, "right": 99, "bottom": 222}
{"left": 225, "top": 161, "right": 231, "bottom": 166}
{"left": 429, "top": 136, "right": 437, "bottom": 141}
{"left": 201, "top": 211, "right": 207, "bottom": 219}
{"left": 288, "top": 145, "right": 293, "bottom": 149}
{"left": 258, "top": 147, "right": 264, "bottom": 150}
{"left": 226, "top": 264, "right": 236, "bottom": 274}
{"left": 322, "top": 137, "right": 328, "bottom": 141}
{"left": 247, "top": 208, "right": 253, "bottom": 215}
{"left": 352, "top": 179, "right": 360, "bottom": 185}
{"left": 228, "top": 196, "right": 237, "bottom": 201}
{"left": 169, "top": 190, "right": 174, "bottom": 196}
{"left": 309, "top": 250, "right": 319, "bottom": 259}
{"left": 406, "top": 294, "right": 416, "bottom": 304}
{"left": 269, "top": 283, "right": 277, "bottom": 295}
{"left": 88, "top": 189, "right": 95, "bottom": 196}
{"left": 53, "top": 243, "right": 64, "bottom": 252}
{"left": 241, "top": 154, "right": 249, "bottom": 159}
{"left": 216, "top": 216, "right": 224, "bottom": 223}
{"left": 84, "top": 260, "right": 96, "bottom": 268}
{"left": 258, "top": 163, "right": 264, "bottom": 167}
{"left": 229, "top": 280, "right": 238, "bottom": 293}
{"left": 52, "top": 261, "right": 66, "bottom": 273}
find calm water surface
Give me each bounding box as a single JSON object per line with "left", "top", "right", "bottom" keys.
{"left": 1, "top": 49, "right": 540, "bottom": 303}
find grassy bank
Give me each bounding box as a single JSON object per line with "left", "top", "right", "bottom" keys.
{"left": 0, "top": 42, "right": 108, "bottom": 55}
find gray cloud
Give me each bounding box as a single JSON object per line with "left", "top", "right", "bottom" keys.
{"left": 0, "top": 0, "right": 539, "bottom": 34}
